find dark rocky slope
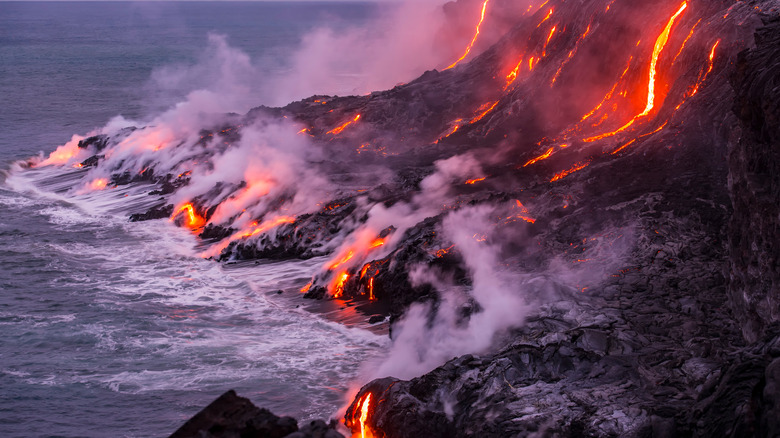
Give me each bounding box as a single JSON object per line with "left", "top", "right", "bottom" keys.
{"left": 343, "top": 11, "right": 780, "bottom": 438}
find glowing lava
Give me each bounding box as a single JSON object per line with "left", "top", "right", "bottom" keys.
{"left": 327, "top": 114, "right": 361, "bottom": 135}
{"left": 446, "top": 0, "right": 490, "bottom": 70}
{"left": 359, "top": 393, "right": 372, "bottom": 438}
{"left": 583, "top": 2, "right": 687, "bottom": 142}
{"left": 172, "top": 203, "right": 206, "bottom": 229}
{"left": 331, "top": 271, "right": 350, "bottom": 298}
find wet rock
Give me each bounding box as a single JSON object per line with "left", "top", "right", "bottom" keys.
{"left": 169, "top": 390, "right": 299, "bottom": 438}
{"left": 129, "top": 204, "right": 173, "bottom": 222}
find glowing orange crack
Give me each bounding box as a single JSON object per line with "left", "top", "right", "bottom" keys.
{"left": 446, "top": 0, "right": 490, "bottom": 70}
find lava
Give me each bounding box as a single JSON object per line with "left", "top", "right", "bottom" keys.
{"left": 583, "top": 2, "right": 688, "bottom": 142}
{"left": 329, "top": 250, "right": 355, "bottom": 270}
{"left": 300, "top": 282, "right": 312, "bottom": 293}
{"left": 241, "top": 216, "right": 296, "bottom": 238}
{"left": 465, "top": 177, "right": 486, "bottom": 185}
{"left": 88, "top": 178, "right": 108, "bottom": 191}
{"left": 446, "top": 0, "right": 490, "bottom": 70}
{"left": 469, "top": 101, "right": 499, "bottom": 124}
{"left": 331, "top": 271, "right": 350, "bottom": 298}
{"left": 551, "top": 162, "right": 590, "bottom": 182}
{"left": 358, "top": 393, "right": 372, "bottom": 438}
{"left": 171, "top": 203, "right": 206, "bottom": 229}
{"left": 523, "top": 146, "right": 554, "bottom": 167}
{"left": 327, "top": 114, "right": 361, "bottom": 135}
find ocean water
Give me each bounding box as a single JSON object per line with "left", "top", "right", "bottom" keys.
{"left": 0, "top": 3, "right": 386, "bottom": 437}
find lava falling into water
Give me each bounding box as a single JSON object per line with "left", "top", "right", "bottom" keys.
{"left": 446, "top": 0, "right": 490, "bottom": 70}
{"left": 358, "top": 393, "right": 372, "bottom": 438}
{"left": 171, "top": 203, "right": 206, "bottom": 229}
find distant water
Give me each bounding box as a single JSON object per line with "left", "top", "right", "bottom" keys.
{"left": 0, "top": 3, "right": 385, "bottom": 437}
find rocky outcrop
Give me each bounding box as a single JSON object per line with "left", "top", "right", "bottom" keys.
{"left": 728, "top": 15, "right": 780, "bottom": 343}
{"left": 169, "top": 390, "right": 343, "bottom": 438}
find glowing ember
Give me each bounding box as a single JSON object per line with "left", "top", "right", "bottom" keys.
{"left": 327, "top": 114, "right": 361, "bottom": 135}
{"left": 171, "top": 203, "right": 206, "bottom": 229}
{"left": 446, "top": 0, "right": 490, "bottom": 70}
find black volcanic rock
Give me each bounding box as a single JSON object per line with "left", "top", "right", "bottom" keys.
{"left": 129, "top": 204, "right": 173, "bottom": 222}
{"left": 728, "top": 15, "right": 780, "bottom": 343}
{"left": 169, "top": 390, "right": 343, "bottom": 438}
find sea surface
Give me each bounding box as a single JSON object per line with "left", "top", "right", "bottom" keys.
{"left": 0, "top": 2, "right": 386, "bottom": 436}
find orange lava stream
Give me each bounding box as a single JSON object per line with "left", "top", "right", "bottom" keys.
{"left": 469, "top": 101, "right": 499, "bottom": 123}
{"left": 687, "top": 40, "right": 720, "bottom": 98}
{"left": 523, "top": 147, "right": 554, "bottom": 167}
{"left": 329, "top": 250, "right": 355, "bottom": 270}
{"left": 359, "top": 393, "right": 372, "bottom": 438}
{"left": 300, "top": 282, "right": 312, "bottom": 293}
{"left": 327, "top": 114, "right": 361, "bottom": 135}
{"left": 172, "top": 203, "right": 206, "bottom": 229}
{"left": 331, "top": 271, "right": 350, "bottom": 298}
{"left": 446, "top": 0, "right": 490, "bottom": 70}
{"left": 536, "top": 8, "right": 553, "bottom": 28}
{"left": 580, "top": 57, "right": 633, "bottom": 122}
{"left": 241, "top": 216, "right": 296, "bottom": 238}
{"left": 583, "top": 2, "right": 687, "bottom": 143}
{"left": 551, "top": 162, "right": 589, "bottom": 182}
{"left": 465, "top": 177, "right": 486, "bottom": 185}
{"left": 542, "top": 25, "right": 557, "bottom": 56}
{"left": 88, "top": 178, "right": 109, "bottom": 191}
{"left": 672, "top": 19, "right": 702, "bottom": 63}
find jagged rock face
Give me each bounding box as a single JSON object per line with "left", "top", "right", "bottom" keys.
{"left": 728, "top": 15, "right": 780, "bottom": 344}
{"left": 169, "top": 390, "right": 344, "bottom": 438}
{"left": 340, "top": 2, "right": 780, "bottom": 438}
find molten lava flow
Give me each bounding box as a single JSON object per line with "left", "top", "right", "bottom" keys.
{"left": 672, "top": 19, "right": 702, "bottom": 63}
{"left": 509, "top": 200, "right": 536, "bottom": 224}
{"left": 368, "top": 277, "right": 376, "bottom": 301}
{"left": 368, "top": 238, "right": 386, "bottom": 249}
{"left": 87, "top": 178, "right": 108, "bottom": 191}
{"left": 327, "top": 114, "right": 361, "bottom": 135}
{"left": 331, "top": 271, "right": 350, "bottom": 298}
{"left": 542, "top": 25, "right": 557, "bottom": 56}
{"left": 469, "top": 101, "right": 499, "bottom": 124}
{"left": 583, "top": 2, "right": 687, "bottom": 142}
{"left": 300, "top": 282, "right": 312, "bottom": 293}
{"left": 445, "top": 0, "right": 490, "bottom": 70}
{"left": 465, "top": 177, "right": 486, "bottom": 185}
{"left": 505, "top": 59, "right": 523, "bottom": 88}
{"left": 241, "top": 216, "right": 296, "bottom": 238}
{"left": 523, "top": 147, "right": 554, "bottom": 167}
{"left": 537, "top": 8, "right": 553, "bottom": 28}
{"left": 359, "top": 393, "right": 372, "bottom": 438}
{"left": 172, "top": 203, "right": 206, "bottom": 229}
{"left": 579, "top": 58, "right": 633, "bottom": 122}
{"left": 329, "top": 250, "right": 355, "bottom": 270}
{"left": 550, "top": 162, "right": 589, "bottom": 182}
